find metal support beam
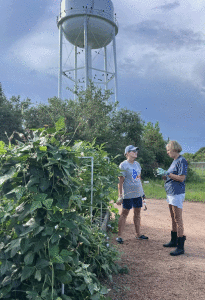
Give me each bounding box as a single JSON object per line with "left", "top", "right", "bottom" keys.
{"left": 58, "top": 24, "right": 63, "bottom": 99}
{"left": 74, "top": 45, "right": 78, "bottom": 101}
{"left": 104, "top": 46, "right": 108, "bottom": 90}
{"left": 78, "top": 156, "right": 94, "bottom": 225}
{"left": 84, "top": 15, "right": 89, "bottom": 89}
{"left": 113, "top": 27, "right": 118, "bottom": 103}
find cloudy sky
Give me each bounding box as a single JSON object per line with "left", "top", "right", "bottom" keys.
{"left": 1, "top": 0, "right": 205, "bottom": 154}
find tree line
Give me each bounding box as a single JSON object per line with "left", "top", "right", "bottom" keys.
{"left": 3, "top": 82, "right": 203, "bottom": 178}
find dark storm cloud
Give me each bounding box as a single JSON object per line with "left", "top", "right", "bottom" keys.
{"left": 123, "top": 20, "right": 205, "bottom": 50}
{"left": 153, "top": 1, "right": 180, "bottom": 11}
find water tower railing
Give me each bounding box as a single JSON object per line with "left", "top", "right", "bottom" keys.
{"left": 57, "top": 8, "right": 118, "bottom": 28}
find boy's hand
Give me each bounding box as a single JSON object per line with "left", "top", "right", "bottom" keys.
{"left": 116, "top": 196, "right": 123, "bottom": 205}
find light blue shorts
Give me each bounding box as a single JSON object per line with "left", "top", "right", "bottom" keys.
{"left": 166, "top": 194, "right": 185, "bottom": 209}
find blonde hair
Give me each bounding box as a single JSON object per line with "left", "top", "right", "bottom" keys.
{"left": 166, "top": 140, "right": 182, "bottom": 153}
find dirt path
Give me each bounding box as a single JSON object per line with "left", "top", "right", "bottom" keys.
{"left": 105, "top": 199, "right": 205, "bottom": 300}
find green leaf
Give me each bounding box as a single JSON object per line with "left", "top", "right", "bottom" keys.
{"left": 1, "top": 276, "right": 11, "bottom": 287}
{"left": 91, "top": 293, "right": 101, "bottom": 300}
{"left": 56, "top": 271, "right": 72, "bottom": 284}
{"left": 33, "top": 193, "right": 47, "bottom": 201}
{"left": 36, "top": 258, "right": 50, "bottom": 269}
{"left": 60, "top": 220, "right": 78, "bottom": 230}
{"left": 18, "top": 204, "right": 32, "bottom": 221}
{"left": 35, "top": 270, "right": 41, "bottom": 281}
{"left": 26, "top": 176, "right": 39, "bottom": 188}
{"left": 84, "top": 275, "right": 92, "bottom": 284}
{"left": 24, "top": 252, "right": 35, "bottom": 265}
{"left": 0, "top": 167, "right": 16, "bottom": 186}
{"left": 21, "top": 266, "right": 35, "bottom": 281}
{"left": 0, "top": 260, "right": 13, "bottom": 275}
{"left": 0, "top": 141, "right": 7, "bottom": 154}
{"left": 78, "top": 235, "right": 90, "bottom": 246}
{"left": 30, "top": 201, "right": 42, "bottom": 212}
{"left": 55, "top": 116, "right": 65, "bottom": 131}
{"left": 100, "top": 286, "right": 109, "bottom": 295}
{"left": 41, "top": 287, "right": 49, "bottom": 298}
{"left": 60, "top": 250, "right": 74, "bottom": 264}
{"left": 26, "top": 290, "right": 39, "bottom": 299}
{"left": 39, "top": 146, "right": 47, "bottom": 151}
{"left": 51, "top": 232, "right": 61, "bottom": 244}
{"left": 11, "top": 245, "right": 20, "bottom": 258}
{"left": 6, "top": 186, "right": 25, "bottom": 200}
{"left": 48, "top": 211, "right": 61, "bottom": 222}
{"left": 0, "top": 285, "right": 12, "bottom": 298}
{"left": 75, "top": 283, "right": 87, "bottom": 291}
{"left": 5, "top": 238, "right": 22, "bottom": 252}
{"left": 42, "top": 198, "right": 53, "bottom": 209}
{"left": 33, "top": 226, "right": 44, "bottom": 236}
{"left": 88, "top": 283, "right": 95, "bottom": 295}
{"left": 52, "top": 255, "right": 64, "bottom": 263}
{"left": 42, "top": 226, "right": 54, "bottom": 236}
{"left": 39, "top": 179, "right": 50, "bottom": 192}
{"left": 21, "top": 238, "right": 33, "bottom": 254}
{"left": 49, "top": 245, "right": 59, "bottom": 257}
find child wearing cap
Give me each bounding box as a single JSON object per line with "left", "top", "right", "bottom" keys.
{"left": 116, "top": 145, "right": 148, "bottom": 244}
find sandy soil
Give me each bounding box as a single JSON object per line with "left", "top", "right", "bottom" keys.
{"left": 105, "top": 199, "right": 205, "bottom": 300}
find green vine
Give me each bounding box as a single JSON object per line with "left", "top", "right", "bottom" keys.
{"left": 0, "top": 119, "right": 121, "bottom": 300}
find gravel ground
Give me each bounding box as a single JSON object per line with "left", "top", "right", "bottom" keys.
{"left": 104, "top": 199, "right": 205, "bottom": 300}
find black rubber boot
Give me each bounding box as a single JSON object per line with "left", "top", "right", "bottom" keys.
{"left": 170, "top": 236, "right": 186, "bottom": 256}
{"left": 163, "top": 231, "right": 177, "bottom": 247}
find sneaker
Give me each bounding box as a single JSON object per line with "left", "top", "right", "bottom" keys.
{"left": 116, "top": 237, "right": 124, "bottom": 244}
{"left": 136, "top": 235, "right": 148, "bottom": 240}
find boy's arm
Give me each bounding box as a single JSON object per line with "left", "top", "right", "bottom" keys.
{"left": 118, "top": 176, "right": 124, "bottom": 197}
{"left": 117, "top": 176, "right": 124, "bottom": 205}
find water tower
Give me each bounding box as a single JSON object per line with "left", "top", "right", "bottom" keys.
{"left": 57, "top": 0, "right": 118, "bottom": 101}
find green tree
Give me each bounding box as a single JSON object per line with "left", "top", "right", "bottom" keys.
{"left": 141, "top": 121, "right": 172, "bottom": 177}
{"left": 193, "top": 147, "right": 205, "bottom": 162}
{"left": 108, "top": 108, "right": 144, "bottom": 163}
{"left": 0, "top": 83, "right": 31, "bottom": 144}
{"left": 24, "top": 84, "right": 117, "bottom": 146}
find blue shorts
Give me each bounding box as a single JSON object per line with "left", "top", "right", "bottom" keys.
{"left": 123, "top": 197, "right": 143, "bottom": 210}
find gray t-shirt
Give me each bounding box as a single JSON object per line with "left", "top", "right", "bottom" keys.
{"left": 119, "top": 160, "right": 144, "bottom": 199}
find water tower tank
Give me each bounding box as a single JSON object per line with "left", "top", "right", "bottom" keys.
{"left": 58, "top": 0, "right": 118, "bottom": 49}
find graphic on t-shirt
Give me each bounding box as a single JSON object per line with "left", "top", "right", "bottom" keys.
{"left": 132, "top": 169, "right": 138, "bottom": 180}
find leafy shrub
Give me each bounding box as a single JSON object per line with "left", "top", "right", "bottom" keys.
{"left": 185, "top": 165, "right": 203, "bottom": 183}
{"left": 0, "top": 120, "right": 121, "bottom": 300}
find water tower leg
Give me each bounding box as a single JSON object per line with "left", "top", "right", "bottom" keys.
{"left": 88, "top": 45, "right": 92, "bottom": 81}
{"left": 113, "top": 28, "right": 118, "bottom": 103}
{"left": 84, "top": 15, "right": 89, "bottom": 89}
{"left": 104, "top": 46, "right": 108, "bottom": 90}
{"left": 58, "top": 24, "right": 63, "bottom": 99}
{"left": 74, "top": 45, "right": 77, "bottom": 101}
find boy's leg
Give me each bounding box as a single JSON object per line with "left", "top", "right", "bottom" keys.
{"left": 118, "top": 208, "right": 130, "bottom": 237}
{"left": 133, "top": 207, "right": 141, "bottom": 237}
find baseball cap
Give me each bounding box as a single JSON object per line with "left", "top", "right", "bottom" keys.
{"left": 124, "top": 145, "right": 139, "bottom": 154}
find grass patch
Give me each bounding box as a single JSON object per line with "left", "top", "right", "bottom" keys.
{"left": 143, "top": 179, "right": 205, "bottom": 203}
{"left": 143, "top": 179, "right": 166, "bottom": 199}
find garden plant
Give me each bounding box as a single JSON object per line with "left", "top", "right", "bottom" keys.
{"left": 0, "top": 118, "right": 122, "bottom": 300}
